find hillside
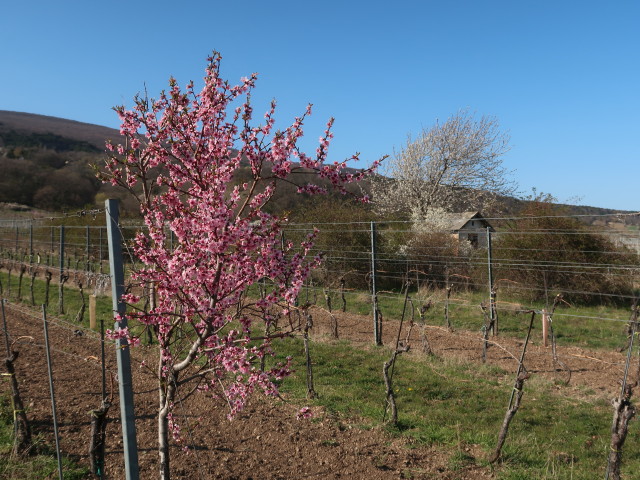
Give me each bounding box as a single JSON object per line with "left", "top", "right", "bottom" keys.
{"left": 0, "top": 110, "right": 120, "bottom": 149}
{"left": 0, "top": 111, "right": 637, "bottom": 226}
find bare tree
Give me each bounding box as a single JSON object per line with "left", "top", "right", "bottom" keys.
{"left": 373, "top": 109, "right": 515, "bottom": 219}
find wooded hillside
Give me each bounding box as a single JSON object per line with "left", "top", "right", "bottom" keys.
{"left": 0, "top": 110, "right": 636, "bottom": 227}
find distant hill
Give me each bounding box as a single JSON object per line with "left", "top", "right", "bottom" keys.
{"left": 0, "top": 110, "right": 120, "bottom": 150}
{"left": 0, "top": 111, "right": 637, "bottom": 227}
{"left": 0, "top": 111, "right": 114, "bottom": 210}
{"left": 489, "top": 195, "right": 639, "bottom": 228}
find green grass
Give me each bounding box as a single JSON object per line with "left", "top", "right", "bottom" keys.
{"left": 311, "top": 285, "right": 633, "bottom": 351}
{"left": 3, "top": 272, "right": 637, "bottom": 478}
{"left": 267, "top": 336, "right": 640, "bottom": 480}
{"left": 0, "top": 395, "right": 88, "bottom": 480}
{"left": 1, "top": 268, "right": 116, "bottom": 331}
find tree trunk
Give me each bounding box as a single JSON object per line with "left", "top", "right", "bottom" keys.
{"left": 89, "top": 401, "right": 110, "bottom": 477}
{"left": 383, "top": 350, "right": 399, "bottom": 425}
{"left": 29, "top": 268, "right": 37, "bottom": 306}
{"left": 323, "top": 289, "right": 332, "bottom": 313}
{"left": 58, "top": 274, "right": 69, "bottom": 315}
{"left": 44, "top": 270, "right": 52, "bottom": 308}
{"left": 490, "top": 288, "right": 499, "bottom": 336}
{"left": 75, "top": 282, "right": 86, "bottom": 323}
{"left": 158, "top": 358, "right": 176, "bottom": 480}
{"left": 329, "top": 312, "right": 338, "bottom": 339}
{"left": 376, "top": 305, "right": 383, "bottom": 346}
{"left": 481, "top": 304, "right": 492, "bottom": 364}
{"left": 7, "top": 263, "right": 13, "bottom": 297}
{"left": 489, "top": 371, "right": 529, "bottom": 463}
{"left": 158, "top": 400, "right": 171, "bottom": 480}
{"left": 444, "top": 284, "right": 452, "bottom": 330}
{"left": 5, "top": 352, "right": 31, "bottom": 455}
{"left": 303, "top": 311, "right": 317, "bottom": 399}
{"left": 418, "top": 302, "right": 432, "bottom": 356}
{"left": 17, "top": 265, "right": 26, "bottom": 301}
{"left": 606, "top": 390, "right": 635, "bottom": 480}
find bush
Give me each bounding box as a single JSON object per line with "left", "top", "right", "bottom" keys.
{"left": 492, "top": 199, "right": 638, "bottom": 305}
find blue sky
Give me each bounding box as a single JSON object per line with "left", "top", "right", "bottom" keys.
{"left": 2, "top": 1, "right": 638, "bottom": 211}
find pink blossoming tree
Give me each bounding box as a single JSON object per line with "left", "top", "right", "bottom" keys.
{"left": 100, "top": 52, "right": 381, "bottom": 479}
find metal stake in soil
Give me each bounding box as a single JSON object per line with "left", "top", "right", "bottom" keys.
{"left": 42, "top": 306, "right": 64, "bottom": 480}
{"left": 2, "top": 299, "right": 9, "bottom": 355}
{"left": 370, "top": 221, "right": 381, "bottom": 345}
{"left": 105, "top": 199, "right": 140, "bottom": 480}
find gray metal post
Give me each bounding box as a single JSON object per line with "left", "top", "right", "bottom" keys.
{"left": 1, "top": 300, "right": 9, "bottom": 358}
{"left": 105, "top": 199, "right": 140, "bottom": 480}
{"left": 86, "top": 225, "right": 90, "bottom": 272}
{"left": 29, "top": 223, "right": 33, "bottom": 260}
{"left": 101, "top": 317, "right": 107, "bottom": 402}
{"left": 487, "top": 227, "right": 496, "bottom": 335}
{"left": 42, "top": 306, "right": 64, "bottom": 480}
{"left": 58, "top": 226, "right": 65, "bottom": 314}
{"left": 370, "top": 221, "right": 381, "bottom": 345}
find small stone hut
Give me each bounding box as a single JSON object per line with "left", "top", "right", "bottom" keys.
{"left": 441, "top": 211, "right": 494, "bottom": 247}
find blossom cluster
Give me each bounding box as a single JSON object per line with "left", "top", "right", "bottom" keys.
{"left": 101, "top": 52, "right": 380, "bottom": 434}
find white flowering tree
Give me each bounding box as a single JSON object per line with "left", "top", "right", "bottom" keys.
{"left": 373, "top": 109, "right": 515, "bottom": 220}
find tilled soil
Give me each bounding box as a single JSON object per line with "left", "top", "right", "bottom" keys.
{"left": 0, "top": 300, "right": 627, "bottom": 479}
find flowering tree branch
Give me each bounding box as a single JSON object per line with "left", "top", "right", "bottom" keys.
{"left": 99, "top": 51, "right": 381, "bottom": 479}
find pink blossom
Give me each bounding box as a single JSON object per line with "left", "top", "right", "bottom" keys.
{"left": 99, "top": 51, "right": 382, "bottom": 450}
{"left": 296, "top": 407, "right": 313, "bottom": 420}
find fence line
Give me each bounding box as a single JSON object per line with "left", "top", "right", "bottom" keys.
{"left": 0, "top": 215, "right": 638, "bottom": 313}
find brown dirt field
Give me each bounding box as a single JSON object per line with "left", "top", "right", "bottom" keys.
{"left": 307, "top": 305, "right": 627, "bottom": 400}
{"left": 0, "top": 300, "right": 628, "bottom": 479}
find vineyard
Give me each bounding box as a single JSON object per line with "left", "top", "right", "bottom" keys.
{"left": 0, "top": 209, "right": 639, "bottom": 479}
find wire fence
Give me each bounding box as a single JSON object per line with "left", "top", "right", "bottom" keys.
{"left": 0, "top": 210, "right": 638, "bottom": 319}
{"left": 1, "top": 209, "right": 640, "bottom": 478}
